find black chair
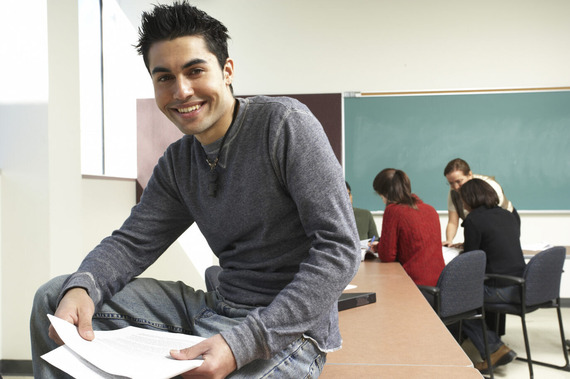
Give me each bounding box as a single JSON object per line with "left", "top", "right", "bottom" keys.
{"left": 484, "top": 246, "right": 570, "bottom": 379}
{"left": 419, "top": 250, "right": 493, "bottom": 378}
{"left": 205, "top": 265, "right": 222, "bottom": 292}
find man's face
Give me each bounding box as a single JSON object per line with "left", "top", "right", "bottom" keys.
{"left": 148, "top": 35, "right": 235, "bottom": 144}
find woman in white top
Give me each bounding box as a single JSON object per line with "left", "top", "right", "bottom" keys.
{"left": 442, "top": 158, "right": 519, "bottom": 246}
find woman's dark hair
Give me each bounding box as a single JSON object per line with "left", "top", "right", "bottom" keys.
{"left": 459, "top": 178, "right": 499, "bottom": 210}
{"left": 135, "top": 1, "right": 231, "bottom": 77}
{"left": 444, "top": 158, "right": 471, "bottom": 176}
{"left": 373, "top": 168, "right": 417, "bottom": 208}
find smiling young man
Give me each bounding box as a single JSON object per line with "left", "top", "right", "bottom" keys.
{"left": 149, "top": 35, "right": 236, "bottom": 144}
{"left": 30, "top": 2, "right": 360, "bottom": 378}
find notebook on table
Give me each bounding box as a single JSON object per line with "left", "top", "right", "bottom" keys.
{"left": 337, "top": 292, "right": 376, "bottom": 311}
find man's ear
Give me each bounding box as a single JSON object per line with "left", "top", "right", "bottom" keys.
{"left": 223, "top": 58, "right": 234, "bottom": 86}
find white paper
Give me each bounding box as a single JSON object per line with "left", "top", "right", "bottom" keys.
{"left": 521, "top": 242, "right": 553, "bottom": 251}
{"left": 42, "top": 314, "right": 204, "bottom": 379}
{"left": 43, "top": 345, "right": 125, "bottom": 379}
{"left": 442, "top": 246, "right": 461, "bottom": 265}
{"left": 359, "top": 239, "right": 379, "bottom": 261}
{"left": 360, "top": 239, "right": 371, "bottom": 250}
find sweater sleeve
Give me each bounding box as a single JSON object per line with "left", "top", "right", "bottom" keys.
{"left": 377, "top": 206, "right": 398, "bottom": 262}
{"left": 60, "top": 147, "right": 194, "bottom": 308}
{"left": 219, "top": 102, "right": 360, "bottom": 368}
{"left": 368, "top": 212, "right": 379, "bottom": 239}
{"left": 462, "top": 217, "right": 482, "bottom": 253}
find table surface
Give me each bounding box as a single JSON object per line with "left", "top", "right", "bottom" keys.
{"left": 321, "top": 364, "right": 484, "bottom": 378}
{"left": 322, "top": 260, "right": 482, "bottom": 378}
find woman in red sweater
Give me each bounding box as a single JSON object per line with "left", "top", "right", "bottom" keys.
{"left": 370, "top": 169, "right": 444, "bottom": 286}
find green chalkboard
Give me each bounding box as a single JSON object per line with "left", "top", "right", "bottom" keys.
{"left": 344, "top": 90, "right": 570, "bottom": 211}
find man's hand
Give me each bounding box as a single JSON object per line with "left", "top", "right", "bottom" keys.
{"left": 48, "top": 287, "right": 95, "bottom": 345}
{"left": 171, "top": 334, "right": 237, "bottom": 379}
{"left": 443, "top": 241, "right": 464, "bottom": 249}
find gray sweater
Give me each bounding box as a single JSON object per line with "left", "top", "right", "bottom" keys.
{"left": 62, "top": 96, "right": 360, "bottom": 368}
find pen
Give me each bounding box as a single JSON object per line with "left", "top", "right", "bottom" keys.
{"left": 370, "top": 236, "right": 376, "bottom": 243}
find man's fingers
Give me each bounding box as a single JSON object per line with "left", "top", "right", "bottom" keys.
{"left": 51, "top": 287, "right": 96, "bottom": 342}
{"left": 77, "top": 317, "right": 95, "bottom": 341}
{"left": 170, "top": 345, "right": 202, "bottom": 361}
{"left": 48, "top": 324, "right": 64, "bottom": 346}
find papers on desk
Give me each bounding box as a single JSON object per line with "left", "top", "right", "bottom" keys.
{"left": 360, "top": 239, "right": 371, "bottom": 250}
{"left": 442, "top": 243, "right": 554, "bottom": 265}
{"left": 442, "top": 246, "right": 461, "bottom": 265}
{"left": 42, "top": 314, "right": 204, "bottom": 379}
{"left": 360, "top": 239, "right": 378, "bottom": 261}
{"left": 521, "top": 242, "right": 553, "bottom": 251}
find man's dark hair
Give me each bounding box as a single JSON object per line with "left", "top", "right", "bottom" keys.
{"left": 135, "top": 1, "right": 231, "bottom": 73}
{"left": 459, "top": 178, "right": 499, "bottom": 210}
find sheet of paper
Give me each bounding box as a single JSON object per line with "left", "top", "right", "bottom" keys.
{"left": 344, "top": 284, "right": 357, "bottom": 290}
{"left": 360, "top": 239, "right": 371, "bottom": 250}
{"left": 43, "top": 314, "right": 204, "bottom": 379}
{"left": 442, "top": 246, "right": 461, "bottom": 265}
{"left": 43, "top": 345, "right": 125, "bottom": 379}
{"left": 521, "top": 242, "right": 552, "bottom": 251}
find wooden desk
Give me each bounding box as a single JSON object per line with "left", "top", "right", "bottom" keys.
{"left": 322, "top": 365, "right": 483, "bottom": 379}
{"left": 322, "top": 261, "right": 481, "bottom": 378}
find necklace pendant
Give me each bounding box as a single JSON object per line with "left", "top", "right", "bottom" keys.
{"left": 206, "top": 157, "right": 219, "bottom": 171}
{"left": 208, "top": 169, "right": 219, "bottom": 197}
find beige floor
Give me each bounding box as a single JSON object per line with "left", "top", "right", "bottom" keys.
{"left": 462, "top": 308, "right": 570, "bottom": 378}
{"left": 4, "top": 309, "right": 570, "bottom": 378}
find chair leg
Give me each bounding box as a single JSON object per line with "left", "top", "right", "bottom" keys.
{"left": 481, "top": 317, "right": 494, "bottom": 379}
{"left": 555, "top": 304, "right": 570, "bottom": 370}
{"left": 518, "top": 313, "right": 534, "bottom": 379}
{"left": 457, "top": 320, "right": 464, "bottom": 345}
{"left": 516, "top": 306, "right": 570, "bottom": 374}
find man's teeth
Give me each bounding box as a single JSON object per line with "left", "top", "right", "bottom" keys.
{"left": 178, "top": 104, "right": 201, "bottom": 113}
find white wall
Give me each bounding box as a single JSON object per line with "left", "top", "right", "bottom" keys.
{"left": 1, "top": 0, "right": 569, "bottom": 362}
{"left": 0, "top": 171, "right": 2, "bottom": 358}
{"left": 192, "top": 0, "right": 570, "bottom": 95}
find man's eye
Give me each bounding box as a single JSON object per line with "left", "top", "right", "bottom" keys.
{"left": 189, "top": 68, "right": 204, "bottom": 76}
{"left": 157, "top": 75, "right": 173, "bottom": 83}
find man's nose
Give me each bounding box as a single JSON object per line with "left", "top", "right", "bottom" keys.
{"left": 174, "top": 78, "right": 193, "bottom": 100}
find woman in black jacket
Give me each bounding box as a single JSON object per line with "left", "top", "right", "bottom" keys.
{"left": 459, "top": 178, "right": 525, "bottom": 374}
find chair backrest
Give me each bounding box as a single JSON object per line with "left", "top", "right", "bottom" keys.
{"left": 437, "top": 250, "right": 486, "bottom": 318}
{"left": 523, "top": 246, "right": 566, "bottom": 306}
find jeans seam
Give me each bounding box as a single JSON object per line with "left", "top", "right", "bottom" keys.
{"left": 93, "top": 312, "right": 192, "bottom": 334}
{"left": 261, "top": 338, "right": 325, "bottom": 379}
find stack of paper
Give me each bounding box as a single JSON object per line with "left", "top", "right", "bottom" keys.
{"left": 42, "top": 314, "right": 204, "bottom": 379}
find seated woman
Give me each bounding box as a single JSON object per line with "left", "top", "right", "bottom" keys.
{"left": 459, "top": 178, "right": 525, "bottom": 374}
{"left": 369, "top": 169, "right": 444, "bottom": 286}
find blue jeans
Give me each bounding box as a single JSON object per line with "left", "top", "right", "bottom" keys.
{"left": 30, "top": 275, "right": 326, "bottom": 378}
{"left": 461, "top": 285, "right": 520, "bottom": 359}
